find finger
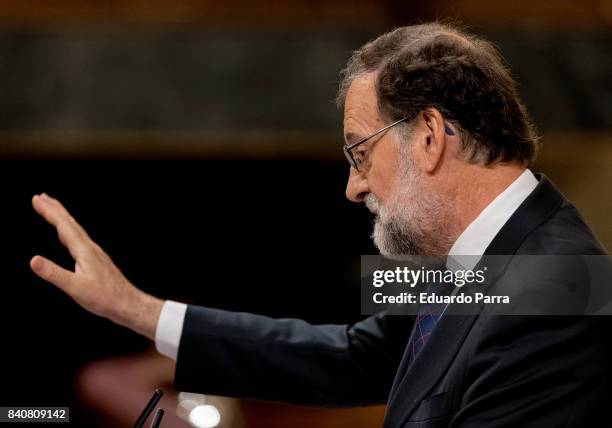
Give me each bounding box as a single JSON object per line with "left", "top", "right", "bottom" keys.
{"left": 32, "top": 194, "right": 91, "bottom": 258}
{"left": 30, "top": 255, "right": 76, "bottom": 295}
{"left": 41, "top": 193, "right": 93, "bottom": 240}
{"left": 32, "top": 194, "right": 82, "bottom": 230}
{"left": 32, "top": 194, "right": 64, "bottom": 227}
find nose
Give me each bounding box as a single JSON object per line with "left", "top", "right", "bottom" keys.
{"left": 345, "top": 167, "right": 370, "bottom": 203}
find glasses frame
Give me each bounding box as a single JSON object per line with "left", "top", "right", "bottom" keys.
{"left": 343, "top": 117, "right": 456, "bottom": 171}
{"left": 343, "top": 117, "right": 409, "bottom": 172}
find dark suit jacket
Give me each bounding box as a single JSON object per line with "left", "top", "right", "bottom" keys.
{"left": 174, "top": 175, "right": 611, "bottom": 427}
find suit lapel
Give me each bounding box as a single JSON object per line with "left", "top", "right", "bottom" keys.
{"left": 484, "top": 174, "right": 563, "bottom": 256}
{"left": 383, "top": 174, "right": 565, "bottom": 427}
{"left": 383, "top": 311, "right": 479, "bottom": 426}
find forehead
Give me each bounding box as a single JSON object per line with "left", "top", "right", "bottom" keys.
{"left": 343, "top": 72, "right": 382, "bottom": 129}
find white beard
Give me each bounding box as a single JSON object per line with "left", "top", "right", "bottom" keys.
{"left": 364, "top": 159, "right": 449, "bottom": 257}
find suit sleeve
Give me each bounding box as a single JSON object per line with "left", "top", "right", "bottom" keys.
{"left": 174, "top": 305, "right": 414, "bottom": 406}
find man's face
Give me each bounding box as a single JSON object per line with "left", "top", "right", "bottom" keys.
{"left": 343, "top": 73, "right": 448, "bottom": 256}
{"left": 343, "top": 73, "right": 399, "bottom": 208}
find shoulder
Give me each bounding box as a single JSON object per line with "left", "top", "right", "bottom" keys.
{"left": 517, "top": 199, "right": 607, "bottom": 255}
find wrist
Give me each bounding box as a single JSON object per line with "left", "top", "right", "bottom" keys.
{"left": 113, "top": 285, "right": 164, "bottom": 340}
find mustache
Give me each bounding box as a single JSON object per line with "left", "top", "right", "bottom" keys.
{"left": 364, "top": 194, "right": 380, "bottom": 215}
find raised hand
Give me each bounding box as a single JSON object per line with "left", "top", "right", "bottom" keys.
{"left": 30, "top": 193, "right": 163, "bottom": 340}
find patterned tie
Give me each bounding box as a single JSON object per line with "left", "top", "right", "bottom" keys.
{"left": 406, "top": 276, "right": 449, "bottom": 364}
{"left": 406, "top": 303, "right": 444, "bottom": 364}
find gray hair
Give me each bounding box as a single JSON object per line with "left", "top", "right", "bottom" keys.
{"left": 336, "top": 22, "right": 539, "bottom": 166}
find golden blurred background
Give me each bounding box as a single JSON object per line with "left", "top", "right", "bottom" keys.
{"left": 0, "top": 0, "right": 609, "bottom": 247}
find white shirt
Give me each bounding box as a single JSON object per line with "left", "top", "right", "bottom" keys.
{"left": 155, "top": 169, "right": 539, "bottom": 360}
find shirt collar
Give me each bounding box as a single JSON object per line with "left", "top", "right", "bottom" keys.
{"left": 447, "top": 169, "right": 538, "bottom": 270}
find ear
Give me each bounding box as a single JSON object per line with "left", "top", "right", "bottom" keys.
{"left": 413, "top": 108, "right": 448, "bottom": 174}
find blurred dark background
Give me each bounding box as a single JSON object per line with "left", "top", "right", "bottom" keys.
{"left": 0, "top": 1, "right": 610, "bottom": 427}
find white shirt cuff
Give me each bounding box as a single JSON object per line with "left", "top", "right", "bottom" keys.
{"left": 155, "top": 300, "right": 188, "bottom": 360}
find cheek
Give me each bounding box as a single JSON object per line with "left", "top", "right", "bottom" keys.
{"left": 369, "top": 142, "right": 400, "bottom": 203}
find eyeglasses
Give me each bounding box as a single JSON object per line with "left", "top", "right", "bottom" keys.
{"left": 342, "top": 117, "right": 456, "bottom": 172}
{"left": 343, "top": 117, "right": 409, "bottom": 172}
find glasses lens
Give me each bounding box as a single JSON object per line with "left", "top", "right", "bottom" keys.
{"left": 343, "top": 145, "right": 358, "bottom": 170}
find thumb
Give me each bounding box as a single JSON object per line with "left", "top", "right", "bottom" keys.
{"left": 30, "top": 255, "right": 75, "bottom": 293}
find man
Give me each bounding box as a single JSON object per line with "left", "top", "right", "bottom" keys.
{"left": 31, "top": 23, "right": 610, "bottom": 427}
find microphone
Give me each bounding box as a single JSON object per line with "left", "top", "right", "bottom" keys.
{"left": 133, "top": 389, "right": 163, "bottom": 428}
{"left": 149, "top": 408, "right": 165, "bottom": 428}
